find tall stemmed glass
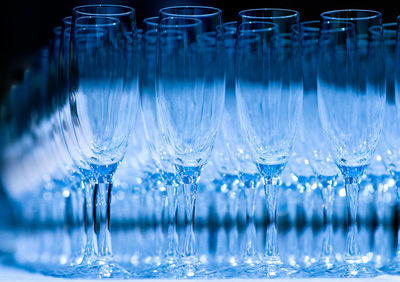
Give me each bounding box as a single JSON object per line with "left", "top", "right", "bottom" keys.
{"left": 381, "top": 15, "right": 400, "bottom": 274}
{"left": 58, "top": 10, "right": 136, "bottom": 273}
{"left": 318, "top": 10, "right": 385, "bottom": 277}
{"left": 69, "top": 13, "right": 138, "bottom": 278}
{"left": 140, "top": 16, "right": 181, "bottom": 276}
{"left": 300, "top": 20, "right": 340, "bottom": 276}
{"left": 236, "top": 9, "right": 303, "bottom": 277}
{"left": 156, "top": 10, "right": 225, "bottom": 277}
{"left": 56, "top": 16, "right": 100, "bottom": 270}
{"left": 380, "top": 20, "right": 400, "bottom": 274}
{"left": 237, "top": 9, "right": 302, "bottom": 277}
{"left": 219, "top": 26, "right": 263, "bottom": 278}
{"left": 45, "top": 24, "right": 86, "bottom": 273}
{"left": 46, "top": 19, "right": 92, "bottom": 272}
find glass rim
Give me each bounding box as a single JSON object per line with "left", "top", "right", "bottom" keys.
{"left": 73, "top": 4, "right": 135, "bottom": 17}
{"left": 382, "top": 23, "right": 396, "bottom": 38}
{"left": 75, "top": 27, "right": 107, "bottom": 34}
{"left": 159, "top": 17, "right": 202, "bottom": 28}
{"left": 301, "top": 20, "right": 320, "bottom": 32}
{"left": 383, "top": 22, "right": 397, "bottom": 30}
{"left": 62, "top": 16, "right": 72, "bottom": 25}
{"left": 320, "top": 9, "right": 382, "bottom": 21}
{"left": 75, "top": 16, "right": 120, "bottom": 28}
{"left": 223, "top": 21, "right": 237, "bottom": 32}
{"left": 223, "top": 21, "right": 238, "bottom": 26}
{"left": 320, "top": 21, "right": 355, "bottom": 34}
{"left": 238, "top": 8, "right": 300, "bottom": 20}
{"left": 238, "top": 21, "right": 279, "bottom": 33}
{"left": 143, "top": 16, "right": 158, "bottom": 26}
{"left": 159, "top": 6, "right": 222, "bottom": 18}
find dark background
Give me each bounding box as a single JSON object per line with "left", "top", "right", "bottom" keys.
{"left": 0, "top": 0, "right": 398, "bottom": 102}
{"left": 0, "top": 0, "right": 398, "bottom": 227}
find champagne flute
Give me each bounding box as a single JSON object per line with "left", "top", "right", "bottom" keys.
{"left": 156, "top": 10, "right": 225, "bottom": 277}
{"left": 318, "top": 10, "right": 385, "bottom": 277}
{"left": 236, "top": 11, "right": 302, "bottom": 276}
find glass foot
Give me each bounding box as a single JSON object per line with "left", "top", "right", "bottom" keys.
{"left": 44, "top": 256, "right": 87, "bottom": 277}
{"left": 171, "top": 256, "right": 216, "bottom": 279}
{"left": 224, "top": 263, "right": 266, "bottom": 278}
{"left": 59, "top": 258, "right": 132, "bottom": 279}
{"left": 330, "top": 261, "right": 380, "bottom": 278}
{"left": 305, "top": 256, "right": 338, "bottom": 277}
{"left": 380, "top": 257, "right": 400, "bottom": 275}
{"left": 260, "top": 256, "right": 299, "bottom": 278}
{"left": 145, "top": 257, "right": 180, "bottom": 278}
{"left": 216, "top": 255, "right": 264, "bottom": 278}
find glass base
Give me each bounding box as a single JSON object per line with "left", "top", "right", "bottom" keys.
{"left": 305, "top": 256, "right": 337, "bottom": 277}
{"left": 144, "top": 256, "right": 180, "bottom": 278}
{"left": 172, "top": 256, "right": 215, "bottom": 279}
{"left": 260, "top": 256, "right": 299, "bottom": 278}
{"left": 220, "top": 258, "right": 265, "bottom": 279}
{"left": 380, "top": 256, "right": 400, "bottom": 275}
{"left": 58, "top": 257, "right": 132, "bottom": 279}
{"left": 330, "top": 261, "right": 380, "bottom": 278}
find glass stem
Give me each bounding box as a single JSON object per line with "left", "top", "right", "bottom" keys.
{"left": 72, "top": 187, "right": 85, "bottom": 264}
{"left": 320, "top": 178, "right": 334, "bottom": 258}
{"left": 53, "top": 192, "right": 65, "bottom": 262}
{"left": 227, "top": 190, "right": 239, "bottom": 259}
{"left": 395, "top": 181, "right": 400, "bottom": 258}
{"left": 93, "top": 179, "right": 113, "bottom": 258}
{"left": 38, "top": 196, "right": 47, "bottom": 262}
{"left": 183, "top": 183, "right": 197, "bottom": 259}
{"left": 166, "top": 184, "right": 178, "bottom": 259}
{"left": 65, "top": 188, "right": 74, "bottom": 262}
{"left": 264, "top": 177, "right": 279, "bottom": 258}
{"left": 345, "top": 177, "right": 360, "bottom": 260}
{"left": 244, "top": 179, "right": 258, "bottom": 259}
{"left": 83, "top": 179, "right": 96, "bottom": 261}
{"left": 154, "top": 188, "right": 164, "bottom": 259}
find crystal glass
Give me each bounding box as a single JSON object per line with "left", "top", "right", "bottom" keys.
{"left": 318, "top": 10, "right": 385, "bottom": 277}
{"left": 56, "top": 16, "right": 97, "bottom": 273}
{"left": 379, "top": 22, "right": 400, "bottom": 180}
{"left": 382, "top": 15, "right": 400, "bottom": 274}
{"left": 139, "top": 16, "right": 180, "bottom": 277}
{"left": 68, "top": 8, "right": 139, "bottom": 277}
{"left": 45, "top": 24, "right": 85, "bottom": 275}
{"left": 207, "top": 30, "right": 240, "bottom": 274}
{"left": 218, "top": 26, "right": 262, "bottom": 278}
{"left": 300, "top": 20, "right": 340, "bottom": 276}
{"left": 236, "top": 9, "right": 303, "bottom": 277}
{"left": 156, "top": 9, "right": 225, "bottom": 277}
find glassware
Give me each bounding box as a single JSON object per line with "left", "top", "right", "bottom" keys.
{"left": 318, "top": 10, "right": 385, "bottom": 277}
{"left": 218, "top": 25, "right": 263, "bottom": 278}
{"left": 140, "top": 15, "right": 180, "bottom": 277}
{"left": 56, "top": 16, "right": 97, "bottom": 273}
{"left": 236, "top": 9, "right": 303, "bottom": 277}
{"left": 382, "top": 16, "right": 400, "bottom": 274}
{"left": 156, "top": 9, "right": 225, "bottom": 277}
{"left": 208, "top": 31, "right": 240, "bottom": 272}
{"left": 300, "top": 20, "right": 340, "bottom": 276}
{"left": 2, "top": 5, "right": 400, "bottom": 280}
{"left": 68, "top": 9, "right": 139, "bottom": 277}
